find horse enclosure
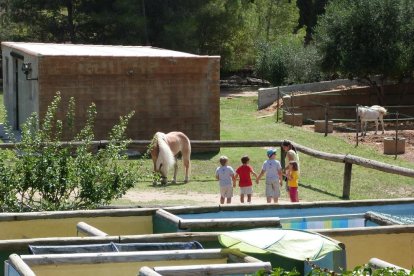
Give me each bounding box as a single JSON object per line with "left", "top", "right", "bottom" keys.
{"left": 278, "top": 83, "right": 414, "bottom": 124}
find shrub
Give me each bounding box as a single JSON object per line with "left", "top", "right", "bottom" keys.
{"left": 255, "top": 36, "right": 323, "bottom": 86}
{"left": 0, "top": 92, "right": 136, "bottom": 211}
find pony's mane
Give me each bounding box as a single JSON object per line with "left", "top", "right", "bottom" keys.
{"left": 155, "top": 132, "right": 175, "bottom": 171}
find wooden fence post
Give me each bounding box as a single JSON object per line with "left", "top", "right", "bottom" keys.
{"left": 276, "top": 87, "right": 280, "bottom": 122}
{"left": 290, "top": 92, "right": 294, "bottom": 128}
{"left": 395, "top": 112, "right": 399, "bottom": 160}
{"left": 342, "top": 162, "right": 352, "bottom": 199}
{"left": 280, "top": 146, "right": 285, "bottom": 169}
{"left": 324, "top": 103, "right": 329, "bottom": 137}
{"left": 355, "top": 105, "right": 359, "bottom": 147}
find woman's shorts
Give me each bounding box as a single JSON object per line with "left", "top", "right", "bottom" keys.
{"left": 220, "top": 185, "right": 233, "bottom": 198}
{"left": 240, "top": 186, "right": 253, "bottom": 195}
{"left": 265, "top": 180, "right": 280, "bottom": 198}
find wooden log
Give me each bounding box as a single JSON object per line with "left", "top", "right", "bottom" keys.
{"left": 2, "top": 138, "right": 414, "bottom": 187}
{"left": 294, "top": 143, "right": 346, "bottom": 163}
{"left": 139, "top": 266, "right": 163, "bottom": 276}
{"left": 164, "top": 206, "right": 220, "bottom": 215}
{"left": 364, "top": 211, "right": 403, "bottom": 226}
{"left": 189, "top": 140, "right": 283, "bottom": 148}
{"left": 153, "top": 262, "right": 272, "bottom": 276}
{"left": 0, "top": 236, "right": 118, "bottom": 251}
{"left": 8, "top": 254, "right": 36, "bottom": 276}
{"left": 76, "top": 222, "right": 108, "bottom": 237}
{"left": 342, "top": 163, "right": 352, "bottom": 199}
{"left": 155, "top": 209, "right": 181, "bottom": 227}
{"left": 0, "top": 208, "right": 156, "bottom": 222}
{"left": 119, "top": 232, "right": 220, "bottom": 244}
{"left": 179, "top": 217, "right": 281, "bottom": 230}
{"left": 369, "top": 258, "right": 410, "bottom": 273}
{"left": 344, "top": 154, "right": 414, "bottom": 177}
{"left": 317, "top": 224, "right": 414, "bottom": 236}
{"left": 19, "top": 249, "right": 230, "bottom": 265}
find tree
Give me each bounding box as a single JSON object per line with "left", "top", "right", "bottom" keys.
{"left": 253, "top": 0, "right": 299, "bottom": 43}
{"left": 0, "top": 0, "right": 302, "bottom": 73}
{"left": 295, "top": 0, "right": 329, "bottom": 44}
{"left": 0, "top": 0, "right": 147, "bottom": 44}
{"left": 314, "top": 0, "right": 414, "bottom": 104}
{"left": 255, "top": 35, "right": 322, "bottom": 86}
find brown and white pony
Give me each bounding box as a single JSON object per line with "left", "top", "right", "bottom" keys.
{"left": 150, "top": 131, "right": 191, "bottom": 185}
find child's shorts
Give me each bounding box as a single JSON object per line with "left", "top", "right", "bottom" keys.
{"left": 265, "top": 180, "right": 280, "bottom": 198}
{"left": 220, "top": 185, "right": 233, "bottom": 198}
{"left": 240, "top": 186, "right": 253, "bottom": 195}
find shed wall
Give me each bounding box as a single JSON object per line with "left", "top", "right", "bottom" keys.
{"left": 36, "top": 55, "right": 220, "bottom": 142}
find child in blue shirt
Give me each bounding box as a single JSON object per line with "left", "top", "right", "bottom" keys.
{"left": 256, "top": 149, "right": 283, "bottom": 203}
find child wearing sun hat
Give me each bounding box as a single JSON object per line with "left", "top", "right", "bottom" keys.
{"left": 256, "top": 148, "right": 283, "bottom": 203}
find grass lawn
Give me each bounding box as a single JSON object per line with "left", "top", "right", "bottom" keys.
{"left": 118, "top": 96, "right": 414, "bottom": 206}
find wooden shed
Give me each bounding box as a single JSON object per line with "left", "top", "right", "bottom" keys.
{"left": 1, "top": 42, "right": 220, "bottom": 144}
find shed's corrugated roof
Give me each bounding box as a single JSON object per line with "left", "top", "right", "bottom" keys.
{"left": 1, "top": 42, "right": 199, "bottom": 57}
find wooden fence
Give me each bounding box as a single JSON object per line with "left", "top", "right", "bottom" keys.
{"left": 1, "top": 140, "right": 414, "bottom": 199}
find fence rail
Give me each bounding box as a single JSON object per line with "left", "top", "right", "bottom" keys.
{"left": 1, "top": 139, "right": 413, "bottom": 199}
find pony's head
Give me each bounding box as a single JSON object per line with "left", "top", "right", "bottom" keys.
{"left": 151, "top": 132, "right": 175, "bottom": 183}
{"left": 357, "top": 106, "right": 368, "bottom": 117}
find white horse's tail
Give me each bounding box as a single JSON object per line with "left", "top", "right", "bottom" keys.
{"left": 155, "top": 132, "right": 175, "bottom": 173}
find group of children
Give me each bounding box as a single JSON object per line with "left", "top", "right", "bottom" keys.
{"left": 215, "top": 140, "right": 299, "bottom": 204}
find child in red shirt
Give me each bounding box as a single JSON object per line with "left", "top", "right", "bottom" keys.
{"left": 235, "top": 155, "right": 258, "bottom": 203}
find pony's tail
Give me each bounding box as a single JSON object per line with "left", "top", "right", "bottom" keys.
{"left": 155, "top": 132, "right": 175, "bottom": 171}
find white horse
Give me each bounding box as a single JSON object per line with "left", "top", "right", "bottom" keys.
{"left": 150, "top": 131, "right": 191, "bottom": 185}
{"left": 357, "top": 105, "right": 387, "bottom": 136}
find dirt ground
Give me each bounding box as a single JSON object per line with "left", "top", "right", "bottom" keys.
{"left": 302, "top": 123, "right": 414, "bottom": 162}
{"left": 123, "top": 190, "right": 289, "bottom": 206}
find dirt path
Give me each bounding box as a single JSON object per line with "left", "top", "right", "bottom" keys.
{"left": 123, "top": 190, "right": 290, "bottom": 207}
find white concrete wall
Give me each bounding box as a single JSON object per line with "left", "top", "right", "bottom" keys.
{"left": 1, "top": 44, "right": 39, "bottom": 131}
{"left": 257, "top": 79, "right": 361, "bottom": 110}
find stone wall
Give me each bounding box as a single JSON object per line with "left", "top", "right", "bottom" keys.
{"left": 258, "top": 79, "right": 361, "bottom": 110}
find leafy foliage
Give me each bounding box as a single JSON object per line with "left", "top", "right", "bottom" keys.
{"left": 255, "top": 265, "right": 414, "bottom": 276}
{"left": 314, "top": 0, "right": 414, "bottom": 83}
{"left": 0, "top": 0, "right": 299, "bottom": 73}
{"left": 0, "top": 92, "right": 135, "bottom": 211}
{"left": 255, "top": 36, "right": 322, "bottom": 86}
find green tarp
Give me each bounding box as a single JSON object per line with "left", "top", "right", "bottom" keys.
{"left": 219, "top": 228, "right": 342, "bottom": 261}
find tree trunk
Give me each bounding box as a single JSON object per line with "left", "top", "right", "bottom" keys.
{"left": 376, "top": 81, "right": 386, "bottom": 106}
{"left": 66, "top": 0, "right": 75, "bottom": 42}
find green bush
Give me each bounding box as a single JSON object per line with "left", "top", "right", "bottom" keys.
{"left": 255, "top": 36, "right": 323, "bottom": 86}
{"left": 0, "top": 92, "right": 136, "bottom": 211}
